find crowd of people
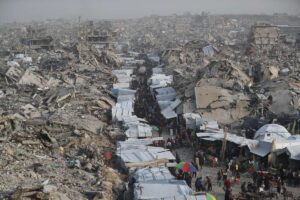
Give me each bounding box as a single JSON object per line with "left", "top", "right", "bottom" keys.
{"left": 134, "top": 70, "right": 300, "bottom": 200}
{"left": 175, "top": 169, "right": 213, "bottom": 193}
{"left": 172, "top": 144, "right": 300, "bottom": 200}
{"left": 152, "top": 125, "right": 299, "bottom": 200}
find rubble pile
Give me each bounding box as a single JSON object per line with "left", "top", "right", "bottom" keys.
{"left": 0, "top": 12, "right": 300, "bottom": 199}
{"left": 125, "top": 16, "right": 300, "bottom": 128}
{"left": 193, "top": 60, "right": 252, "bottom": 124}
{"left": 0, "top": 24, "right": 125, "bottom": 199}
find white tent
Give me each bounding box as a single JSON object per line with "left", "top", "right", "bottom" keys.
{"left": 254, "top": 124, "right": 291, "bottom": 142}
{"left": 132, "top": 167, "right": 175, "bottom": 182}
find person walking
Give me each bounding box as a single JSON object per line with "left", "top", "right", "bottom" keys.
{"left": 235, "top": 163, "right": 239, "bottom": 176}
{"left": 191, "top": 161, "right": 197, "bottom": 177}
{"left": 206, "top": 176, "right": 212, "bottom": 191}
{"left": 224, "top": 188, "right": 233, "bottom": 200}
{"left": 195, "top": 177, "right": 205, "bottom": 192}
{"left": 252, "top": 171, "right": 258, "bottom": 184}
{"left": 199, "top": 154, "right": 204, "bottom": 170}
{"left": 175, "top": 152, "right": 181, "bottom": 163}
{"left": 223, "top": 170, "right": 228, "bottom": 182}
{"left": 185, "top": 173, "right": 192, "bottom": 187}
{"left": 166, "top": 138, "right": 172, "bottom": 150}
{"left": 212, "top": 157, "right": 218, "bottom": 168}
{"left": 195, "top": 155, "right": 200, "bottom": 171}
{"left": 177, "top": 169, "right": 184, "bottom": 180}
{"left": 104, "top": 151, "right": 111, "bottom": 166}
{"left": 217, "top": 169, "right": 222, "bottom": 186}
{"left": 228, "top": 159, "right": 233, "bottom": 172}
{"left": 225, "top": 177, "right": 231, "bottom": 190}
{"left": 241, "top": 182, "right": 247, "bottom": 193}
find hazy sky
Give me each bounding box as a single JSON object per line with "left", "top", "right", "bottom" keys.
{"left": 0, "top": 0, "right": 299, "bottom": 24}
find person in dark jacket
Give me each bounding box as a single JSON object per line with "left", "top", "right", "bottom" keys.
{"left": 264, "top": 177, "right": 270, "bottom": 190}
{"left": 175, "top": 152, "right": 181, "bottom": 163}
{"left": 195, "top": 177, "right": 205, "bottom": 192}
{"left": 206, "top": 176, "right": 212, "bottom": 191}
{"left": 185, "top": 173, "right": 192, "bottom": 187}
{"left": 224, "top": 188, "right": 233, "bottom": 200}
{"left": 241, "top": 182, "right": 247, "bottom": 193}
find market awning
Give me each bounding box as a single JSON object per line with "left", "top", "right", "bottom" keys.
{"left": 248, "top": 141, "right": 272, "bottom": 157}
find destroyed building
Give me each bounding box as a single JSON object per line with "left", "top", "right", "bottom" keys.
{"left": 86, "top": 31, "right": 116, "bottom": 49}
{"left": 19, "top": 27, "right": 54, "bottom": 50}
{"left": 20, "top": 36, "right": 54, "bottom": 50}
{"left": 85, "top": 21, "right": 117, "bottom": 50}
{"left": 249, "top": 24, "right": 279, "bottom": 50}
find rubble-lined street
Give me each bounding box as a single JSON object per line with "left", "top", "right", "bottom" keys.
{"left": 0, "top": 3, "right": 300, "bottom": 200}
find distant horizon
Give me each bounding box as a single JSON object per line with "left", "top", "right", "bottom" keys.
{"left": 1, "top": 12, "right": 299, "bottom": 26}
{"left": 0, "top": 0, "right": 299, "bottom": 24}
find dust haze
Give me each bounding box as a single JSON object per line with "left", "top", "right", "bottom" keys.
{"left": 0, "top": 0, "right": 299, "bottom": 24}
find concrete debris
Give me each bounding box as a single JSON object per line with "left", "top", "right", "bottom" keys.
{"left": 0, "top": 12, "right": 300, "bottom": 200}
{"left": 5, "top": 65, "right": 24, "bottom": 81}
{"left": 194, "top": 85, "right": 250, "bottom": 124}
{"left": 267, "top": 89, "right": 298, "bottom": 116}
{"left": 197, "top": 60, "right": 252, "bottom": 89}
{"left": 18, "top": 69, "right": 47, "bottom": 88}
{"left": 0, "top": 21, "right": 127, "bottom": 200}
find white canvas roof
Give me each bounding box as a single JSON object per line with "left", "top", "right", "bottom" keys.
{"left": 254, "top": 124, "right": 291, "bottom": 142}
{"left": 149, "top": 74, "right": 173, "bottom": 86}
{"left": 132, "top": 167, "right": 175, "bottom": 183}
{"left": 155, "top": 87, "right": 176, "bottom": 96}
{"left": 197, "top": 131, "right": 258, "bottom": 147}
{"left": 125, "top": 124, "right": 153, "bottom": 138}
{"left": 134, "top": 180, "right": 193, "bottom": 200}
{"left": 117, "top": 138, "right": 162, "bottom": 147}
{"left": 287, "top": 135, "right": 300, "bottom": 140}
{"left": 112, "top": 69, "right": 133, "bottom": 76}
{"left": 196, "top": 133, "right": 215, "bottom": 138}
{"left": 117, "top": 95, "right": 135, "bottom": 102}
{"left": 113, "top": 82, "right": 130, "bottom": 89}
{"left": 117, "top": 145, "right": 175, "bottom": 163}
{"left": 156, "top": 93, "right": 176, "bottom": 101}
{"left": 112, "top": 88, "right": 136, "bottom": 98}
{"left": 111, "top": 101, "right": 134, "bottom": 122}
{"left": 183, "top": 113, "right": 202, "bottom": 129}
{"left": 161, "top": 107, "right": 178, "bottom": 119}
{"left": 123, "top": 115, "right": 148, "bottom": 124}
{"left": 201, "top": 137, "right": 218, "bottom": 141}
{"left": 115, "top": 76, "right": 133, "bottom": 83}
{"left": 158, "top": 101, "right": 172, "bottom": 110}
{"left": 159, "top": 99, "right": 181, "bottom": 120}
{"left": 285, "top": 146, "right": 300, "bottom": 160}
{"left": 200, "top": 120, "right": 219, "bottom": 131}
{"left": 248, "top": 141, "right": 273, "bottom": 157}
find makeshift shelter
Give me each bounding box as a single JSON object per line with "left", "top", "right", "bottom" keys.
{"left": 124, "top": 123, "right": 153, "bottom": 138}
{"left": 254, "top": 124, "right": 291, "bottom": 142}
{"left": 275, "top": 145, "right": 300, "bottom": 169}
{"left": 183, "top": 113, "right": 202, "bottom": 130}
{"left": 116, "top": 143, "right": 175, "bottom": 168}
{"left": 248, "top": 141, "right": 273, "bottom": 157}
{"left": 131, "top": 167, "right": 175, "bottom": 183}
{"left": 133, "top": 180, "right": 198, "bottom": 200}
